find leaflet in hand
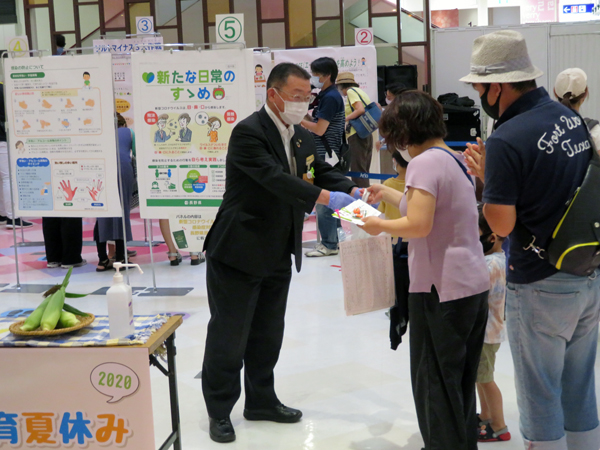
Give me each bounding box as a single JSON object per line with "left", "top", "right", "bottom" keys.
{"left": 332, "top": 199, "right": 381, "bottom": 225}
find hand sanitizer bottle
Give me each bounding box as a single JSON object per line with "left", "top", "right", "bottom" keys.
{"left": 107, "top": 263, "right": 143, "bottom": 339}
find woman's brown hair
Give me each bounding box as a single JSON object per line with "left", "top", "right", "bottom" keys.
{"left": 379, "top": 90, "right": 447, "bottom": 151}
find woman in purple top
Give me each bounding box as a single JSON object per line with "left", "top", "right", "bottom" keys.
{"left": 361, "top": 91, "right": 489, "bottom": 450}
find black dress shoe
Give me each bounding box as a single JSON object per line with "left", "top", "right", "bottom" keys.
{"left": 243, "top": 404, "right": 302, "bottom": 423}
{"left": 209, "top": 417, "right": 235, "bottom": 443}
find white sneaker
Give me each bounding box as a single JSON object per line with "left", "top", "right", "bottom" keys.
{"left": 305, "top": 243, "right": 339, "bottom": 257}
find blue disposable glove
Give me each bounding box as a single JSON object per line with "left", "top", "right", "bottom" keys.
{"left": 328, "top": 191, "right": 355, "bottom": 211}
{"left": 352, "top": 188, "right": 362, "bottom": 200}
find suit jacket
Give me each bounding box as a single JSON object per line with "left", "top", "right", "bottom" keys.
{"left": 154, "top": 129, "right": 171, "bottom": 143}
{"left": 204, "top": 106, "right": 356, "bottom": 277}
{"left": 179, "top": 127, "right": 192, "bottom": 142}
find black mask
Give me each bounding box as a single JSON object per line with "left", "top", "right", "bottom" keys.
{"left": 480, "top": 84, "right": 501, "bottom": 120}
{"left": 480, "top": 233, "right": 495, "bottom": 254}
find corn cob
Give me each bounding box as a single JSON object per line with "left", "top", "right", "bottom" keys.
{"left": 40, "top": 286, "right": 66, "bottom": 331}
{"left": 20, "top": 295, "right": 52, "bottom": 331}
{"left": 58, "top": 310, "right": 80, "bottom": 328}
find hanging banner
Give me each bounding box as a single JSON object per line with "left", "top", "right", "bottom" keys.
{"left": 4, "top": 53, "right": 122, "bottom": 217}
{"left": 93, "top": 37, "right": 164, "bottom": 128}
{"left": 253, "top": 50, "right": 271, "bottom": 111}
{"left": 131, "top": 49, "right": 255, "bottom": 219}
{"left": 0, "top": 347, "right": 154, "bottom": 449}
{"left": 273, "top": 46, "right": 378, "bottom": 106}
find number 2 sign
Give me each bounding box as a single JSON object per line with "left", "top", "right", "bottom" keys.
{"left": 355, "top": 28, "right": 374, "bottom": 46}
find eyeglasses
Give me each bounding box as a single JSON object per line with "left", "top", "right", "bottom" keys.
{"left": 275, "top": 87, "right": 311, "bottom": 103}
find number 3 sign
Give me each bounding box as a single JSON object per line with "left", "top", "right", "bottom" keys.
{"left": 216, "top": 14, "right": 245, "bottom": 44}
{"left": 355, "top": 28, "right": 374, "bottom": 46}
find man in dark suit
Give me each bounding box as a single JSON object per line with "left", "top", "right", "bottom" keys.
{"left": 202, "top": 63, "right": 359, "bottom": 443}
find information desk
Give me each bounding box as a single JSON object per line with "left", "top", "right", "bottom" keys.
{"left": 0, "top": 313, "right": 183, "bottom": 450}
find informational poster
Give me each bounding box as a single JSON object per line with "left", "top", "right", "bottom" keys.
{"left": 131, "top": 49, "right": 255, "bottom": 219}
{"left": 0, "top": 347, "right": 154, "bottom": 449}
{"left": 273, "top": 46, "right": 378, "bottom": 106}
{"left": 253, "top": 50, "right": 271, "bottom": 111}
{"left": 93, "top": 37, "right": 164, "bottom": 128}
{"left": 4, "top": 54, "right": 122, "bottom": 217}
{"left": 168, "top": 209, "right": 217, "bottom": 252}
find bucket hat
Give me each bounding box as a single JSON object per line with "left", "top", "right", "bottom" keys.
{"left": 460, "top": 30, "right": 543, "bottom": 83}
{"left": 336, "top": 72, "right": 358, "bottom": 85}
{"left": 554, "top": 68, "right": 587, "bottom": 99}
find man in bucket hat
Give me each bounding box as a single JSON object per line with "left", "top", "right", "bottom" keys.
{"left": 462, "top": 30, "right": 600, "bottom": 449}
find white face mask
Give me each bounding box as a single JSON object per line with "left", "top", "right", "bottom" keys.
{"left": 275, "top": 90, "right": 309, "bottom": 125}
{"left": 310, "top": 76, "right": 324, "bottom": 89}
{"left": 398, "top": 148, "right": 412, "bottom": 162}
{"left": 386, "top": 97, "right": 393, "bottom": 105}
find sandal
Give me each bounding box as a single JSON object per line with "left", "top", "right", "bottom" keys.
{"left": 477, "top": 414, "right": 491, "bottom": 427}
{"left": 167, "top": 252, "right": 182, "bottom": 266}
{"left": 96, "top": 259, "right": 113, "bottom": 272}
{"left": 190, "top": 252, "right": 205, "bottom": 266}
{"left": 478, "top": 423, "right": 511, "bottom": 442}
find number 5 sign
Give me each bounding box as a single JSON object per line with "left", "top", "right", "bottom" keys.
{"left": 216, "top": 14, "right": 245, "bottom": 44}
{"left": 355, "top": 28, "right": 374, "bottom": 46}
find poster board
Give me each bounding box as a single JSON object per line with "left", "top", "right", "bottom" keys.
{"left": 253, "top": 50, "right": 271, "bottom": 111}
{"left": 3, "top": 53, "right": 122, "bottom": 217}
{"left": 273, "top": 46, "right": 378, "bottom": 105}
{"left": 131, "top": 49, "right": 255, "bottom": 219}
{"left": 93, "top": 37, "right": 164, "bottom": 129}
{"left": 0, "top": 347, "right": 154, "bottom": 449}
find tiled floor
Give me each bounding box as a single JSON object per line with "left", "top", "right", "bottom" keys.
{"left": 1, "top": 213, "right": 598, "bottom": 449}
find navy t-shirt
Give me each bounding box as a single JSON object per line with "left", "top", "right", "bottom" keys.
{"left": 483, "top": 87, "right": 591, "bottom": 284}
{"left": 310, "top": 84, "right": 345, "bottom": 159}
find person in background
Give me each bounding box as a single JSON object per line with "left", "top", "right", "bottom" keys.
{"left": 42, "top": 216, "right": 85, "bottom": 268}
{"left": 0, "top": 74, "right": 33, "bottom": 229}
{"left": 55, "top": 34, "right": 66, "bottom": 56}
{"left": 94, "top": 113, "right": 134, "bottom": 271}
{"left": 158, "top": 219, "right": 203, "bottom": 266}
{"left": 201, "top": 63, "right": 358, "bottom": 444}
{"left": 377, "top": 148, "right": 411, "bottom": 350}
{"left": 360, "top": 90, "right": 489, "bottom": 450}
{"left": 301, "top": 56, "right": 346, "bottom": 257}
{"left": 376, "top": 82, "right": 408, "bottom": 153}
{"left": 462, "top": 30, "right": 600, "bottom": 449}
{"left": 476, "top": 204, "right": 510, "bottom": 443}
{"left": 336, "top": 72, "right": 373, "bottom": 188}
{"left": 553, "top": 68, "right": 600, "bottom": 150}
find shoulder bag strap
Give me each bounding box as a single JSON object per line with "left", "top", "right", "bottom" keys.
{"left": 510, "top": 109, "right": 596, "bottom": 257}
{"left": 431, "top": 147, "right": 474, "bottom": 186}
{"left": 349, "top": 88, "right": 368, "bottom": 107}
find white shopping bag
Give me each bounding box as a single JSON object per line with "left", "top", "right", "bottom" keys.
{"left": 339, "top": 234, "right": 395, "bottom": 315}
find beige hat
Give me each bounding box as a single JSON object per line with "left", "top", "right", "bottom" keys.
{"left": 460, "top": 30, "right": 543, "bottom": 83}
{"left": 336, "top": 72, "right": 357, "bottom": 85}
{"left": 554, "top": 68, "right": 587, "bottom": 99}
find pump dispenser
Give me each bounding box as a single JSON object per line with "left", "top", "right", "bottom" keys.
{"left": 107, "top": 263, "right": 143, "bottom": 339}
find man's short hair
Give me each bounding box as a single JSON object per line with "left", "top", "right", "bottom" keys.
{"left": 267, "top": 63, "right": 310, "bottom": 90}
{"left": 385, "top": 82, "right": 408, "bottom": 96}
{"left": 379, "top": 90, "right": 447, "bottom": 149}
{"left": 158, "top": 114, "right": 169, "bottom": 122}
{"left": 178, "top": 113, "right": 191, "bottom": 124}
{"left": 55, "top": 34, "right": 66, "bottom": 48}
{"left": 310, "top": 57, "right": 338, "bottom": 83}
{"left": 478, "top": 79, "right": 537, "bottom": 93}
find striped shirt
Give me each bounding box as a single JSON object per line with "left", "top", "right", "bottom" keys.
{"left": 310, "top": 84, "right": 345, "bottom": 159}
